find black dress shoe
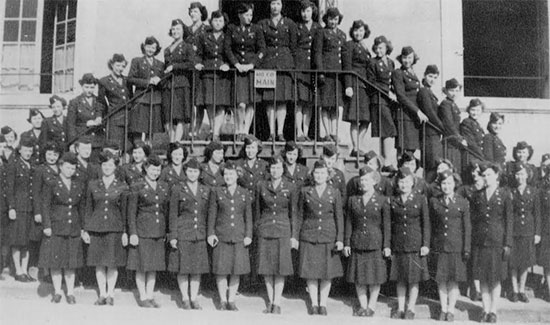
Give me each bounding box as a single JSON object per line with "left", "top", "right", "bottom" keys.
{"left": 509, "top": 292, "right": 519, "bottom": 302}
{"left": 318, "top": 306, "right": 327, "bottom": 315}
{"left": 390, "top": 309, "right": 404, "bottom": 319}
{"left": 263, "top": 303, "right": 273, "bottom": 314}
{"left": 227, "top": 302, "right": 238, "bottom": 311}
{"left": 267, "top": 134, "right": 275, "bottom": 142}
{"left": 354, "top": 307, "right": 366, "bottom": 316}
{"left": 404, "top": 310, "right": 415, "bottom": 320}
{"left": 518, "top": 292, "right": 529, "bottom": 303}
{"left": 51, "top": 294, "right": 62, "bottom": 303}
{"left": 15, "top": 274, "right": 29, "bottom": 282}
{"left": 66, "top": 295, "right": 76, "bottom": 305}
{"left": 190, "top": 300, "right": 202, "bottom": 310}
{"left": 276, "top": 134, "right": 285, "bottom": 142}
{"left": 138, "top": 299, "right": 153, "bottom": 308}
{"left": 310, "top": 305, "right": 319, "bottom": 315}
{"left": 470, "top": 290, "right": 482, "bottom": 302}
{"left": 271, "top": 305, "right": 281, "bottom": 314}
{"left": 365, "top": 308, "right": 375, "bottom": 317}
{"left": 105, "top": 297, "right": 114, "bottom": 306}
{"left": 218, "top": 302, "right": 228, "bottom": 311}
{"left": 487, "top": 312, "right": 497, "bottom": 323}
{"left": 479, "top": 311, "right": 489, "bottom": 323}
{"left": 181, "top": 300, "right": 191, "bottom": 310}
{"left": 24, "top": 274, "right": 37, "bottom": 282}
{"left": 94, "top": 297, "right": 107, "bottom": 306}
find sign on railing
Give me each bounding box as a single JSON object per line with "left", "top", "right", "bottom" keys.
{"left": 254, "top": 70, "right": 276, "bottom": 89}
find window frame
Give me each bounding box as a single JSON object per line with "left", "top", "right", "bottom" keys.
{"left": 52, "top": 0, "right": 77, "bottom": 94}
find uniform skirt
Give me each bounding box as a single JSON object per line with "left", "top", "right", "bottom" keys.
{"left": 537, "top": 235, "right": 550, "bottom": 269}
{"left": 129, "top": 102, "right": 164, "bottom": 134}
{"left": 298, "top": 241, "right": 343, "bottom": 280}
{"left": 510, "top": 236, "right": 535, "bottom": 271}
{"left": 257, "top": 237, "right": 293, "bottom": 276}
{"left": 297, "top": 73, "right": 314, "bottom": 103}
{"left": 6, "top": 211, "right": 32, "bottom": 247}
{"left": 28, "top": 218, "right": 43, "bottom": 242}
{"left": 472, "top": 246, "right": 507, "bottom": 284}
{"left": 211, "top": 241, "right": 250, "bottom": 275}
{"left": 235, "top": 72, "right": 259, "bottom": 104}
{"left": 389, "top": 252, "right": 430, "bottom": 284}
{"left": 343, "top": 87, "right": 370, "bottom": 123}
{"left": 167, "top": 240, "right": 209, "bottom": 275}
{"left": 429, "top": 252, "right": 467, "bottom": 283}
{"left": 318, "top": 73, "right": 344, "bottom": 109}
{"left": 395, "top": 109, "right": 421, "bottom": 151}
{"left": 87, "top": 232, "right": 126, "bottom": 268}
{"left": 258, "top": 73, "right": 294, "bottom": 102}
{"left": 197, "top": 72, "right": 232, "bottom": 107}
{"left": 127, "top": 237, "right": 166, "bottom": 272}
{"left": 370, "top": 100, "right": 397, "bottom": 138}
{"left": 162, "top": 86, "right": 192, "bottom": 124}
{"left": 346, "top": 249, "right": 387, "bottom": 285}
{"left": 38, "top": 235, "right": 83, "bottom": 269}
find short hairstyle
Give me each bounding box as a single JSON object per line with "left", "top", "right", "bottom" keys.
{"left": 398, "top": 152, "right": 419, "bottom": 171}
{"left": 189, "top": 2, "right": 208, "bottom": 21}
{"left": 322, "top": 7, "right": 343, "bottom": 25}
{"left": 143, "top": 155, "right": 163, "bottom": 170}
{"left": 487, "top": 112, "right": 505, "bottom": 134}
{"left": 371, "top": 35, "right": 393, "bottom": 56}
{"left": 204, "top": 141, "right": 224, "bottom": 162}
{"left": 237, "top": 3, "right": 254, "bottom": 15}
{"left": 210, "top": 10, "right": 229, "bottom": 30}
{"left": 43, "top": 141, "right": 62, "bottom": 155}
{"left": 349, "top": 20, "right": 371, "bottom": 40}
{"left": 168, "top": 18, "right": 189, "bottom": 38}
{"left": 299, "top": 0, "right": 318, "bottom": 21}
{"left": 283, "top": 141, "right": 302, "bottom": 159}
{"left": 166, "top": 142, "right": 188, "bottom": 164}
{"left": 512, "top": 141, "right": 534, "bottom": 162}
{"left": 107, "top": 53, "right": 127, "bottom": 71}
{"left": 98, "top": 151, "right": 120, "bottom": 166}
{"left": 267, "top": 155, "right": 284, "bottom": 167}
{"left": 140, "top": 36, "right": 162, "bottom": 56}
{"left": 132, "top": 140, "right": 151, "bottom": 157}
{"left": 396, "top": 46, "right": 419, "bottom": 66}
{"left": 238, "top": 136, "right": 262, "bottom": 158}
{"left": 49, "top": 95, "right": 67, "bottom": 107}
{"left": 466, "top": 98, "right": 485, "bottom": 113}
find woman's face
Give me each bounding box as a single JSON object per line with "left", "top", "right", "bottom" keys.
{"left": 313, "top": 167, "right": 328, "bottom": 185}
{"left": 468, "top": 105, "right": 482, "bottom": 120}
{"left": 245, "top": 142, "right": 259, "bottom": 160}
{"left": 366, "top": 157, "right": 380, "bottom": 171}
{"left": 76, "top": 143, "right": 92, "bottom": 159}
{"left": 101, "top": 159, "right": 117, "bottom": 177}
{"left": 171, "top": 23, "right": 185, "bottom": 40}
{"left": 82, "top": 83, "right": 95, "bottom": 97}
{"left": 490, "top": 118, "right": 504, "bottom": 134}
{"left": 171, "top": 148, "right": 184, "bottom": 166}
{"left": 445, "top": 87, "right": 460, "bottom": 101}
{"left": 111, "top": 61, "right": 126, "bottom": 77}
{"left": 285, "top": 149, "right": 298, "bottom": 165}
{"left": 402, "top": 160, "right": 417, "bottom": 172}
{"left": 440, "top": 176, "right": 455, "bottom": 196}
{"left": 360, "top": 173, "right": 376, "bottom": 192}
{"left": 424, "top": 73, "right": 438, "bottom": 87}
{"left": 144, "top": 43, "right": 158, "bottom": 57}
{"left": 145, "top": 164, "right": 162, "bottom": 181}
{"left": 482, "top": 168, "right": 498, "bottom": 187}
{"left": 270, "top": 0, "right": 282, "bottom": 15}
{"left": 51, "top": 100, "right": 64, "bottom": 117}
{"left": 472, "top": 169, "right": 483, "bottom": 184}
{"left": 326, "top": 16, "right": 339, "bottom": 29}
{"left": 269, "top": 161, "right": 284, "bottom": 180}
{"left": 514, "top": 168, "right": 528, "bottom": 186}
{"left": 374, "top": 42, "right": 387, "bottom": 58}
{"left": 45, "top": 150, "right": 60, "bottom": 165}
{"left": 397, "top": 175, "right": 414, "bottom": 194}
{"left": 301, "top": 7, "right": 312, "bottom": 22}
{"left": 211, "top": 149, "right": 224, "bottom": 164}
{"left": 352, "top": 26, "right": 366, "bottom": 42}
{"left": 322, "top": 155, "right": 337, "bottom": 169}
{"left": 4, "top": 131, "right": 16, "bottom": 146}
{"left": 133, "top": 147, "right": 146, "bottom": 164}
{"left": 401, "top": 53, "right": 415, "bottom": 69}
{"left": 19, "top": 146, "right": 33, "bottom": 160}
{"left": 223, "top": 169, "right": 238, "bottom": 185}
{"left": 30, "top": 114, "right": 43, "bottom": 129}
{"left": 185, "top": 167, "right": 201, "bottom": 183}
{"left": 239, "top": 9, "right": 253, "bottom": 25}
{"left": 516, "top": 148, "right": 530, "bottom": 163}
{"left": 211, "top": 16, "right": 225, "bottom": 32}
{"left": 436, "top": 162, "right": 450, "bottom": 174}
{"left": 59, "top": 162, "right": 76, "bottom": 178}
{"left": 189, "top": 7, "right": 202, "bottom": 22}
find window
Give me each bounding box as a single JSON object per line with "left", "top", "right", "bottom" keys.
{"left": 462, "top": 0, "right": 549, "bottom": 99}
{"left": 52, "top": 0, "right": 76, "bottom": 93}
{"left": 1, "top": 0, "right": 41, "bottom": 92}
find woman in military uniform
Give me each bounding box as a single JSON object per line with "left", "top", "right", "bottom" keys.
{"left": 163, "top": 19, "right": 195, "bottom": 142}
{"left": 257, "top": 0, "right": 297, "bottom": 142}
{"left": 224, "top": 3, "right": 266, "bottom": 140}
{"left": 127, "top": 156, "right": 170, "bottom": 308}
{"left": 538, "top": 166, "right": 550, "bottom": 303}
{"left": 367, "top": 36, "right": 397, "bottom": 168}
{"left": 159, "top": 142, "right": 188, "bottom": 188}
{"left": 438, "top": 78, "right": 466, "bottom": 174}
{"left": 43, "top": 95, "right": 68, "bottom": 152}
{"left": 392, "top": 152, "right": 429, "bottom": 197}
{"left": 168, "top": 158, "right": 210, "bottom": 310}
{"left": 295, "top": 0, "right": 320, "bottom": 142}
{"left": 343, "top": 20, "right": 371, "bottom": 157}
{"left": 98, "top": 54, "right": 133, "bottom": 151}
{"left": 459, "top": 99, "right": 485, "bottom": 176}
{"left": 255, "top": 156, "right": 297, "bottom": 314}
{"left": 482, "top": 113, "right": 506, "bottom": 168}
{"left": 38, "top": 152, "right": 85, "bottom": 304}
{"left": 236, "top": 136, "right": 268, "bottom": 194}
{"left": 503, "top": 142, "right": 537, "bottom": 188}
{"left": 282, "top": 141, "right": 309, "bottom": 188}
{"left": 120, "top": 141, "right": 150, "bottom": 186}
{"left": 295, "top": 160, "right": 344, "bottom": 315}
{"left": 194, "top": 11, "right": 232, "bottom": 141}
{"left": 346, "top": 151, "right": 393, "bottom": 198}
{"left": 312, "top": 144, "right": 346, "bottom": 200}
{"left": 207, "top": 161, "right": 253, "bottom": 311}
{"left": 343, "top": 166, "right": 390, "bottom": 317}
{"left": 508, "top": 162, "right": 541, "bottom": 303}
{"left": 389, "top": 167, "right": 430, "bottom": 320}
{"left": 429, "top": 170, "right": 471, "bottom": 322}
{"left": 470, "top": 163, "right": 513, "bottom": 323}
{"left": 127, "top": 36, "right": 164, "bottom": 144}
{"left": 83, "top": 152, "right": 130, "bottom": 306}
{"left": 1, "top": 126, "right": 17, "bottom": 162}
{"left": 200, "top": 140, "right": 225, "bottom": 188}
{"left": 313, "top": 8, "right": 346, "bottom": 142}
{"left": 20, "top": 108, "right": 46, "bottom": 166}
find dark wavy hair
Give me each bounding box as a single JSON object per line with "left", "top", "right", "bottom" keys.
{"left": 141, "top": 36, "right": 162, "bottom": 56}
{"left": 349, "top": 20, "right": 371, "bottom": 40}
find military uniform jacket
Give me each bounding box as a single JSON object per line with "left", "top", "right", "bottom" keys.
{"left": 503, "top": 161, "right": 537, "bottom": 187}
{"left": 344, "top": 192, "right": 390, "bottom": 251}
{"left": 392, "top": 67, "right": 421, "bottom": 122}
{"left": 6, "top": 157, "right": 35, "bottom": 213}
{"left": 120, "top": 163, "right": 144, "bottom": 186}
{"left": 42, "top": 177, "right": 85, "bottom": 237}
{"left": 236, "top": 158, "right": 268, "bottom": 193}
{"left": 390, "top": 192, "right": 430, "bottom": 252}
{"left": 43, "top": 115, "right": 68, "bottom": 151}
{"left": 186, "top": 24, "right": 209, "bottom": 51}
{"left": 127, "top": 180, "right": 170, "bottom": 238}
{"left": 127, "top": 56, "right": 164, "bottom": 104}
{"left": 32, "top": 164, "right": 59, "bottom": 215}
{"left": 20, "top": 129, "right": 46, "bottom": 165}
{"left": 471, "top": 187, "right": 513, "bottom": 248}
{"left": 312, "top": 27, "right": 346, "bottom": 71}
{"left": 257, "top": 17, "right": 297, "bottom": 69}
{"left": 346, "top": 174, "right": 393, "bottom": 198}
{"left": 0, "top": 161, "right": 7, "bottom": 214}
{"left": 199, "top": 162, "right": 225, "bottom": 188}
{"left": 295, "top": 22, "right": 321, "bottom": 70}
{"left": 163, "top": 41, "right": 195, "bottom": 89}
{"left": 482, "top": 133, "right": 506, "bottom": 166}
{"left": 367, "top": 56, "right": 395, "bottom": 104}
{"left": 84, "top": 177, "right": 129, "bottom": 233}
{"left": 196, "top": 31, "right": 229, "bottom": 71}
{"left": 207, "top": 185, "right": 253, "bottom": 243}
{"left": 417, "top": 86, "right": 444, "bottom": 136}
{"left": 98, "top": 74, "right": 133, "bottom": 126}
{"left": 159, "top": 164, "right": 186, "bottom": 189}
{"left": 225, "top": 23, "right": 266, "bottom": 67}
{"left": 294, "top": 185, "right": 344, "bottom": 244}
{"left": 254, "top": 179, "right": 297, "bottom": 239}
{"left": 438, "top": 98, "right": 463, "bottom": 144}
{"left": 429, "top": 194, "right": 471, "bottom": 253}
{"left": 67, "top": 94, "right": 106, "bottom": 147}
{"left": 74, "top": 159, "right": 99, "bottom": 188}
{"left": 282, "top": 163, "right": 309, "bottom": 188}
{"left": 541, "top": 187, "right": 550, "bottom": 238}
{"left": 342, "top": 40, "right": 371, "bottom": 89}
{"left": 510, "top": 186, "right": 541, "bottom": 237}
{"left": 460, "top": 117, "right": 484, "bottom": 157}
{"left": 168, "top": 182, "right": 210, "bottom": 242}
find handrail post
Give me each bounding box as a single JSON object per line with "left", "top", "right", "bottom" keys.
{"left": 124, "top": 102, "right": 128, "bottom": 164}
{"left": 170, "top": 74, "right": 175, "bottom": 142}
{"left": 233, "top": 70, "right": 237, "bottom": 153}
{"left": 294, "top": 70, "right": 298, "bottom": 142}
{"left": 355, "top": 74, "right": 360, "bottom": 169}
{"left": 190, "top": 70, "right": 196, "bottom": 153}
{"left": 422, "top": 123, "right": 426, "bottom": 177}
{"left": 213, "top": 69, "right": 217, "bottom": 143}
{"left": 149, "top": 91, "right": 153, "bottom": 148}
{"left": 313, "top": 71, "right": 318, "bottom": 156}
{"left": 272, "top": 70, "right": 276, "bottom": 154}
{"left": 378, "top": 92, "right": 382, "bottom": 159}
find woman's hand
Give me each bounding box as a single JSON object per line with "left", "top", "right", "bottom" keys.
{"left": 195, "top": 63, "right": 204, "bottom": 71}
{"left": 345, "top": 87, "right": 353, "bottom": 98}
{"left": 290, "top": 238, "right": 299, "bottom": 250}
{"left": 121, "top": 233, "right": 128, "bottom": 247}
{"left": 243, "top": 237, "right": 252, "bottom": 246}
{"left": 43, "top": 228, "right": 52, "bottom": 237}
{"left": 81, "top": 230, "right": 90, "bottom": 244}
{"left": 207, "top": 235, "right": 219, "bottom": 247}
{"left": 8, "top": 209, "right": 16, "bottom": 220}
{"left": 335, "top": 241, "right": 343, "bottom": 251}
{"left": 343, "top": 246, "right": 351, "bottom": 257}
{"left": 235, "top": 64, "right": 246, "bottom": 73}
{"left": 170, "top": 239, "right": 178, "bottom": 249}
{"left": 535, "top": 235, "right": 541, "bottom": 245}
{"left": 149, "top": 76, "right": 161, "bottom": 85}
{"left": 383, "top": 247, "right": 391, "bottom": 258}
{"left": 129, "top": 234, "right": 139, "bottom": 246}
{"left": 34, "top": 214, "right": 42, "bottom": 223}
{"left": 165, "top": 65, "right": 174, "bottom": 74}
{"left": 420, "top": 246, "right": 430, "bottom": 256}
{"left": 220, "top": 64, "right": 230, "bottom": 72}
{"left": 503, "top": 246, "right": 511, "bottom": 259}
{"left": 417, "top": 110, "right": 429, "bottom": 123}
{"left": 389, "top": 91, "right": 397, "bottom": 102}
{"left": 86, "top": 120, "right": 96, "bottom": 127}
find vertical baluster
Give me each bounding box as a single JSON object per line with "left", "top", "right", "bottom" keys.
{"left": 313, "top": 71, "right": 318, "bottom": 156}
{"left": 170, "top": 74, "right": 175, "bottom": 142}
{"left": 213, "top": 69, "right": 217, "bottom": 143}
{"left": 149, "top": 91, "right": 153, "bottom": 149}
{"left": 422, "top": 123, "right": 426, "bottom": 177}
{"left": 272, "top": 70, "right": 277, "bottom": 154}
{"left": 355, "top": 74, "right": 360, "bottom": 169}
{"left": 335, "top": 72, "right": 339, "bottom": 150}
{"left": 190, "top": 70, "right": 196, "bottom": 153}
{"left": 294, "top": 70, "right": 298, "bottom": 142}
{"left": 123, "top": 102, "right": 129, "bottom": 164}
